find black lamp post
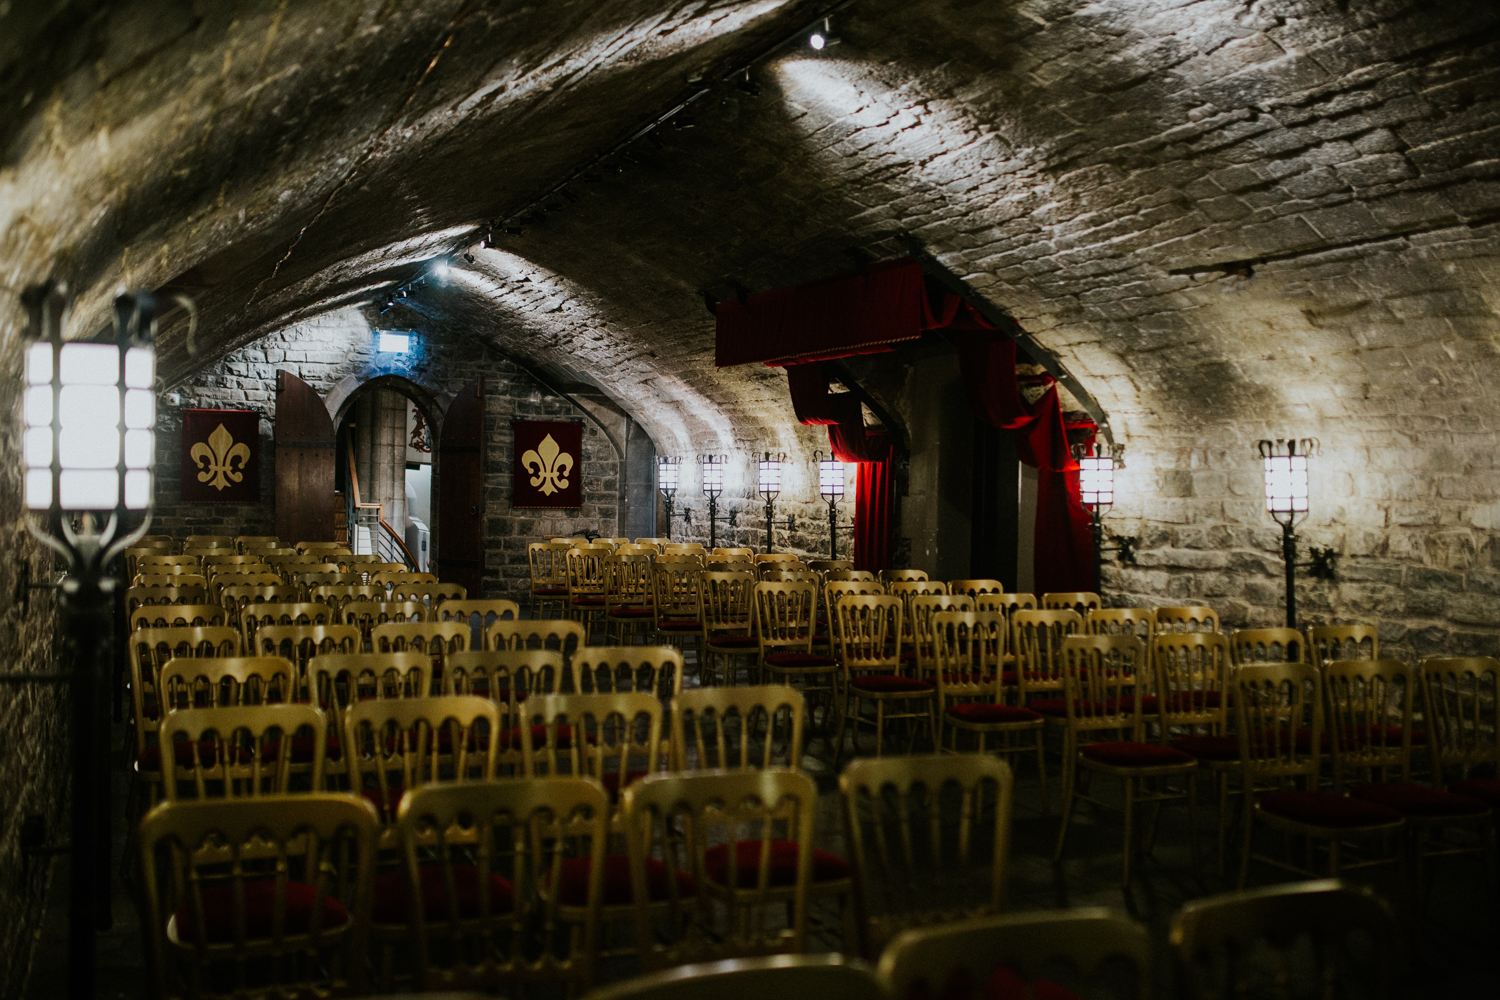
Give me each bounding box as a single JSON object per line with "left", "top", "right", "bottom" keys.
{"left": 1260, "top": 438, "right": 1315, "bottom": 629}
{"left": 758, "top": 452, "right": 790, "bottom": 553}
{"left": 19, "top": 282, "right": 158, "bottom": 1000}
{"left": 698, "top": 454, "right": 736, "bottom": 549}
{"left": 816, "top": 450, "right": 845, "bottom": 559}
{"left": 657, "top": 456, "right": 678, "bottom": 539}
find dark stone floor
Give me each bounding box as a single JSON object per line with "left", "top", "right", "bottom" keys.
{"left": 24, "top": 712, "right": 1495, "bottom": 1000}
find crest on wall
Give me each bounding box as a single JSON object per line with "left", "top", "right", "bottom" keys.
{"left": 181, "top": 409, "right": 261, "bottom": 503}
{"left": 512, "top": 420, "right": 582, "bottom": 508}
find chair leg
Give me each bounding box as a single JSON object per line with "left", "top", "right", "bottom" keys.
{"left": 1121, "top": 776, "right": 1136, "bottom": 887}
{"left": 874, "top": 700, "right": 885, "bottom": 757}
{"left": 1237, "top": 791, "right": 1256, "bottom": 889}
{"left": 1053, "top": 737, "right": 1077, "bottom": 862}
{"left": 1035, "top": 728, "right": 1049, "bottom": 817}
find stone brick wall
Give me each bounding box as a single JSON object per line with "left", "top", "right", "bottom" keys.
{"left": 154, "top": 307, "right": 620, "bottom": 604}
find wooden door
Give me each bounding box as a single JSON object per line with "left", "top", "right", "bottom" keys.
{"left": 274, "top": 371, "right": 335, "bottom": 544}
{"left": 438, "top": 377, "right": 485, "bottom": 597}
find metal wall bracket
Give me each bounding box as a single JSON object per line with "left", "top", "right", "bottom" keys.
{"left": 14, "top": 559, "right": 60, "bottom": 620}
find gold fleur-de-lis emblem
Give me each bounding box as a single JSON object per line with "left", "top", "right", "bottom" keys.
{"left": 522, "top": 433, "right": 573, "bottom": 496}
{"left": 191, "top": 423, "right": 252, "bottom": 491}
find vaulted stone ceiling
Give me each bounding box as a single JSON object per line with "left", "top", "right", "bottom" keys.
{"left": 6, "top": 0, "right": 1500, "bottom": 576}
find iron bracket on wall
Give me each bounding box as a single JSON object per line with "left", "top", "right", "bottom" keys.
{"left": 14, "top": 558, "right": 60, "bottom": 620}
{"left": 1302, "top": 547, "right": 1338, "bottom": 580}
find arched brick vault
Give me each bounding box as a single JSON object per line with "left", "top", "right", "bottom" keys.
{"left": 0, "top": 0, "right": 1498, "bottom": 657}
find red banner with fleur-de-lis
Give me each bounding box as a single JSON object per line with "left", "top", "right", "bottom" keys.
{"left": 181, "top": 409, "right": 261, "bottom": 503}
{"left": 512, "top": 420, "right": 582, "bottom": 508}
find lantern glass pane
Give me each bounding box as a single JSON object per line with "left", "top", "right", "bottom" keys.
{"left": 60, "top": 426, "right": 119, "bottom": 469}
{"left": 24, "top": 427, "right": 52, "bottom": 467}
{"left": 658, "top": 461, "right": 678, "bottom": 492}
{"left": 26, "top": 343, "right": 52, "bottom": 385}
{"left": 59, "top": 469, "right": 117, "bottom": 509}
{"left": 124, "top": 389, "right": 155, "bottom": 429}
{"left": 124, "top": 470, "right": 151, "bottom": 509}
{"left": 124, "top": 429, "right": 154, "bottom": 469}
{"left": 124, "top": 347, "right": 154, "bottom": 389}
{"left": 59, "top": 343, "right": 118, "bottom": 385}
{"left": 820, "top": 459, "right": 844, "bottom": 497}
{"left": 23, "top": 386, "right": 53, "bottom": 427}
{"left": 759, "top": 460, "right": 781, "bottom": 492}
{"left": 25, "top": 469, "right": 52, "bottom": 509}
{"left": 59, "top": 384, "right": 119, "bottom": 430}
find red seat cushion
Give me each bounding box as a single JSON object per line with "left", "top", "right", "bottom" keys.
{"left": 554, "top": 853, "right": 697, "bottom": 906}
{"left": 533, "top": 587, "right": 569, "bottom": 596}
{"left": 1000, "top": 670, "right": 1047, "bottom": 685}
{"left": 1257, "top": 790, "right": 1402, "bottom": 828}
{"left": 372, "top": 865, "right": 515, "bottom": 923}
{"left": 942, "top": 672, "right": 997, "bottom": 685}
{"left": 947, "top": 703, "right": 1042, "bottom": 724}
{"left": 901, "top": 649, "right": 918, "bottom": 662}
{"left": 607, "top": 607, "right": 655, "bottom": 619}
{"left": 708, "top": 635, "right": 759, "bottom": 649}
{"left": 1081, "top": 741, "right": 1195, "bottom": 768}
{"left": 1350, "top": 782, "right": 1490, "bottom": 817}
{"left": 703, "top": 840, "right": 851, "bottom": 888}
{"left": 175, "top": 880, "right": 348, "bottom": 943}
{"left": 600, "top": 768, "right": 651, "bottom": 801}
{"left": 657, "top": 619, "right": 703, "bottom": 631}
{"left": 1029, "top": 698, "right": 1134, "bottom": 718}
{"left": 1170, "top": 735, "right": 1240, "bottom": 761}
{"left": 572, "top": 595, "right": 606, "bottom": 606}
{"left": 765, "top": 652, "right": 838, "bottom": 669}
{"left": 852, "top": 676, "right": 934, "bottom": 694}
{"left": 1448, "top": 777, "right": 1500, "bottom": 807}
{"left": 986, "top": 965, "right": 1080, "bottom": 1000}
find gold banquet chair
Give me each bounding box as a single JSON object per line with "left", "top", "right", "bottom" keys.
{"left": 158, "top": 704, "right": 328, "bottom": 801}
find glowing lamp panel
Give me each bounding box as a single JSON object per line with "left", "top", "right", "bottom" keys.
{"left": 1263, "top": 455, "right": 1309, "bottom": 513}
{"left": 658, "top": 459, "right": 679, "bottom": 495}
{"left": 819, "top": 458, "right": 845, "bottom": 498}
{"left": 1078, "top": 457, "right": 1114, "bottom": 508}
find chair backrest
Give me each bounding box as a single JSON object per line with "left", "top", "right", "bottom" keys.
{"left": 239, "top": 602, "right": 336, "bottom": 649}
{"left": 446, "top": 648, "right": 565, "bottom": 702}
{"left": 618, "top": 543, "right": 660, "bottom": 557}
{"left": 293, "top": 571, "right": 361, "bottom": 592}
{"left": 159, "top": 704, "right": 326, "bottom": 801}
{"left": 879, "top": 909, "right": 1152, "bottom": 1000}
{"left": 185, "top": 534, "right": 235, "bottom": 548}
{"left": 219, "top": 584, "right": 301, "bottom": 617}
{"left": 338, "top": 601, "right": 427, "bottom": 646}
{"left": 754, "top": 582, "right": 818, "bottom": 652}
{"left": 1324, "top": 659, "right": 1414, "bottom": 789}
{"left": 760, "top": 552, "right": 805, "bottom": 565}
{"left": 137, "top": 554, "right": 201, "bottom": 572}
{"left": 565, "top": 548, "right": 608, "bottom": 595}
{"left": 1308, "top": 624, "right": 1379, "bottom": 664}
{"left": 580, "top": 955, "right": 885, "bottom": 1000}
{"left": 663, "top": 542, "right": 705, "bottom": 556}
{"left": 827, "top": 569, "right": 878, "bottom": 582}
{"left": 308, "top": 652, "right": 429, "bottom": 708}
{"left": 487, "top": 618, "right": 586, "bottom": 662}
{"left": 603, "top": 554, "right": 655, "bottom": 612}
{"left": 159, "top": 655, "right": 295, "bottom": 711}
{"left": 1418, "top": 656, "right": 1500, "bottom": 779}
{"left": 126, "top": 585, "right": 211, "bottom": 611}
{"left": 842, "top": 754, "right": 1014, "bottom": 958}
{"left": 1011, "top": 609, "right": 1083, "bottom": 697}
{"left": 343, "top": 696, "right": 499, "bottom": 822}
{"left": 1088, "top": 607, "right": 1155, "bottom": 643}
{"left": 672, "top": 685, "right": 804, "bottom": 771}
{"left": 833, "top": 595, "right": 902, "bottom": 673}
{"left": 1154, "top": 632, "right": 1233, "bottom": 730}
{"left": 371, "top": 571, "right": 438, "bottom": 587}
{"left": 933, "top": 612, "right": 1007, "bottom": 702}
{"left": 573, "top": 646, "right": 684, "bottom": 701}
{"left": 713, "top": 547, "right": 754, "bottom": 558}
{"left": 139, "top": 794, "right": 377, "bottom": 999}
{"left": 434, "top": 599, "right": 520, "bottom": 645}
{"left": 1234, "top": 662, "right": 1322, "bottom": 782}
{"left": 527, "top": 692, "right": 662, "bottom": 790}
{"left": 882, "top": 569, "right": 929, "bottom": 584}
{"left": 889, "top": 581, "right": 950, "bottom": 638}
{"left": 129, "top": 627, "right": 243, "bottom": 750}
{"left": 390, "top": 581, "right": 466, "bottom": 606}
{"left": 1059, "top": 634, "right": 1149, "bottom": 736}
{"left": 701, "top": 571, "right": 756, "bottom": 631}
{"left": 760, "top": 567, "right": 819, "bottom": 583}
{"left": 1042, "top": 592, "right": 1101, "bottom": 615}
{"left": 136, "top": 573, "right": 210, "bottom": 591}
{"left": 909, "top": 595, "right": 977, "bottom": 673}
{"left": 128, "top": 603, "right": 228, "bottom": 631}
{"left": 202, "top": 554, "right": 272, "bottom": 571}
{"left": 395, "top": 778, "right": 610, "bottom": 990}
{"left": 126, "top": 544, "right": 174, "bottom": 578}
{"left": 530, "top": 542, "right": 574, "bottom": 591}
{"left": 1230, "top": 627, "right": 1308, "bottom": 665}
{"left": 371, "top": 621, "right": 470, "bottom": 673}
{"left": 296, "top": 542, "right": 350, "bottom": 555}
{"left": 621, "top": 770, "right": 819, "bottom": 970}
{"left": 1170, "top": 880, "right": 1397, "bottom": 1000}
{"left": 634, "top": 537, "right": 669, "bottom": 551}
{"left": 252, "top": 624, "right": 360, "bottom": 674}
{"left": 309, "top": 584, "right": 386, "bottom": 610}
{"left": 235, "top": 535, "right": 280, "bottom": 553}
{"left": 949, "top": 579, "right": 1005, "bottom": 600}
{"left": 826, "top": 581, "right": 886, "bottom": 631}
{"left": 652, "top": 562, "right": 703, "bottom": 625}
{"left": 1155, "top": 605, "right": 1220, "bottom": 633}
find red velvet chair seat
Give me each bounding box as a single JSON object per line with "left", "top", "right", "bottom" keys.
{"left": 1448, "top": 777, "right": 1500, "bottom": 807}
{"left": 1081, "top": 741, "right": 1195, "bottom": 768}
{"left": 1170, "top": 735, "right": 1240, "bottom": 761}
{"left": 901, "top": 649, "right": 918, "bottom": 662}
{"left": 1257, "top": 790, "right": 1402, "bottom": 828}
{"left": 1029, "top": 698, "right": 1134, "bottom": 718}
{"left": 708, "top": 634, "right": 759, "bottom": 649}
{"left": 372, "top": 865, "right": 515, "bottom": 923}
{"left": 703, "top": 839, "right": 851, "bottom": 888}
{"left": 554, "top": 853, "right": 697, "bottom": 906}
{"left": 657, "top": 619, "right": 703, "bottom": 632}
{"left": 947, "top": 703, "right": 1042, "bottom": 724}
{"left": 175, "top": 880, "right": 348, "bottom": 943}
{"left": 851, "top": 676, "right": 934, "bottom": 694}
{"left": 607, "top": 607, "right": 655, "bottom": 619}
{"left": 503, "top": 723, "right": 594, "bottom": 750}
{"left": 765, "top": 652, "right": 837, "bottom": 668}
{"left": 987, "top": 965, "right": 1080, "bottom": 1000}
{"left": 942, "top": 672, "right": 997, "bottom": 685}
{"left": 532, "top": 587, "right": 569, "bottom": 596}
{"left": 600, "top": 769, "right": 651, "bottom": 801}
{"left": 1350, "top": 782, "right": 1489, "bottom": 817}
{"left": 361, "top": 786, "right": 405, "bottom": 822}
{"left": 1000, "top": 670, "right": 1047, "bottom": 685}
{"left": 572, "top": 595, "right": 606, "bottom": 606}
